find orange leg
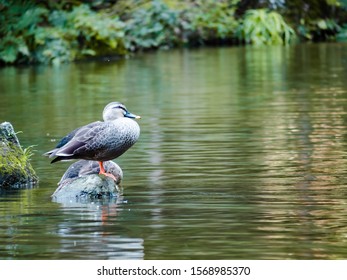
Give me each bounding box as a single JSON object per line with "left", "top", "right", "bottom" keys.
{"left": 98, "top": 161, "right": 117, "bottom": 182}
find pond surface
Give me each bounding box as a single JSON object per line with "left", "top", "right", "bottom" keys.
{"left": 1, "top": 43, "right": 347, "bottom": 259}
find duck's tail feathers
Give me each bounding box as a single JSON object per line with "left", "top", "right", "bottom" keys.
{"left": 51, "top": 156, "right": 62, "bottom": 164}
{"left": 43, "top": 149, "right": 56, "bottom": 157}
{"left": 51, "top": 155, "right": 75, "bottom": 164}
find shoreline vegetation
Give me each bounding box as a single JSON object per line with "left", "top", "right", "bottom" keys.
{"left": 1, "top": 0, "right": 347, "bottom": 66}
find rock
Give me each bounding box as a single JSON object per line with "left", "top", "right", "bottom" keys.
{"left": 0, "top": 122, "right": 38, "bottom": 189}
{"left": 52, "top": 160, "right": 122, "bottom": 201}
{"left": 52, "top": 174, "right": 119, "bottom": 202}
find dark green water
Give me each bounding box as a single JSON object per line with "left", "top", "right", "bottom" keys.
{"left": 1, "top": 43, "right": 347, "bottom": 259}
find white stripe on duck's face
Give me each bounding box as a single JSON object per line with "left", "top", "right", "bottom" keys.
{"left": 102, "top": 102, "right": 128, "bottom": 121}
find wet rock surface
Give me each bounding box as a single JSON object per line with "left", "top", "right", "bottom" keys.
{"left": 52, "top": 174, "right": 119, "bottom": 202}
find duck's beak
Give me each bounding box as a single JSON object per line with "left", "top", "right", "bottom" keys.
{"left": 125, "top": 111, "right": 141, "bottom": 119}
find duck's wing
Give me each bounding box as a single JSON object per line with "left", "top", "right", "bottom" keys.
{"left": 44, "top": 121, "right": 102, "bottom": 157}
{"left": 58, "top": 160, "right": 86, "bottom": 184}
{"left": 55, "top": 127, "right": 80, "bottom": 149}
{"left": 49, "top": 122, "right": 107, "bottom": 163}
{"left": 79, "top": 160, "right": 100, "bottom": 176}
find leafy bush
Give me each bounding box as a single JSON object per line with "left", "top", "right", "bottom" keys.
{"left": 0, "top": 2, "right": 48, "bottom": 63}
{"left": 68, "top": 5, "right": 125, "bottom": 55}
{"left": 297, "top": 18, "right": 340, "bottom": 41}
{"left": 336, "top": 23, "right": 347, "bottom": 41}
{"left": 3, "top": 0, "right": 346, "bottom": 65}
{"left": 236, "top": 9, "right": 296, "bottom": 45}
{"left": 124, "top": 0, "right": 188, "bottom": 51}
{"left": 0, "top": 3, "right": 125, "bottom": 65}
{"left": 188, "top": 0, "right": 239, "bottom": 44}
{"left": 33, "top": 25, "right": 75, "bottom": 65}
{"left": 123, "top": 0, "right": 240, "bottom": 50}
{"left": 35, "top": 5, "right": 125, "bottom": 65}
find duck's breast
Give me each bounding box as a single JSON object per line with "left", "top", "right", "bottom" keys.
{"left": 91, "top": 118, "right": 140, "bottom": 160}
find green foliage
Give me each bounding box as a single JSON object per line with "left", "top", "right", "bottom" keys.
{"left": 1, "top": 0, "right": 347, "bottom": 65}
{"left": 68, "top": 5, "right": 125, "bottom": 54}
{"left": 325, "top": 0, "right": 347, "bottom": 9}
{"left": 34, "top": 5, "right": 125, "bottom": 65}
{"left": 0, "top": 141, "right": 38, "bottom": 188}
{"left": 123, "top": 0, "right": 241, "bottom": 50}
{"left": 33, "top": 25, "right": 76, "bottom": 65}
{"left": 236, "top": 9, "right": 296, "bottom": 45}
{"left": 336, "top": 23, "right": 347, "bottom": 41}
{"left": 0, "top": 3, "right": 125, "bottom": 65}
{"left": 0, "top": 1, "right": 48, "bottom": 63}
{"left": 297, "top": 18, "right": 340, "bottom": 41}
{"left": 124, "top": 0, "right": 186, "bottom": 51}
{"left": 313, "top": 18, "right": 341, "bottom": 40}
{"left": 188, "top": 0, "right": 239, "bottom": 44}
{"left": 22, "top": 145, "right": 35, "bottom": 160}
{"left": 282, "top": 0, "right": 345, "bottom": 22}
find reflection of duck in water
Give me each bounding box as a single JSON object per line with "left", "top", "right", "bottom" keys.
{"left": 44, "top": 102, "right": 141, "bottom": 181}
{"left": 52, "top": 160, "right": 123, "bottom": 198}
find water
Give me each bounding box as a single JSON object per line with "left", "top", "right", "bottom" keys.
{"left": 1, "top": 43, "right": 347, "bottom": 259}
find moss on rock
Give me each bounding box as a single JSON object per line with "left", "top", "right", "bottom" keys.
{"left": 0, "top": 122, "right": 38, "bottom": 189}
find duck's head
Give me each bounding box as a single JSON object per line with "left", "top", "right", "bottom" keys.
{"left": 103, "top": 102, "right": 141, "bottom": 121}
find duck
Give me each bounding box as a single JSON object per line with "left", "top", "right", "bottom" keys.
{"left": 58, "top": 160, "right": 123, "bottom": 186}
{"left": 52, "top": 160, "right": 123, "bottom": 198}
{"left": 44, "top": 102, "right": 140, "bottom": 181}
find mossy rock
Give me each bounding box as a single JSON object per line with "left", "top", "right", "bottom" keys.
{"left": 0, "top": 122, "right": 38, "bottom": 189}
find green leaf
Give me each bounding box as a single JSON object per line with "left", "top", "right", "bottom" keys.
{"left": 0, "top": 45, "right": 18, "bottom": 63}
{"left": 237, "top": 9, "right": 296, "bottom": 46}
